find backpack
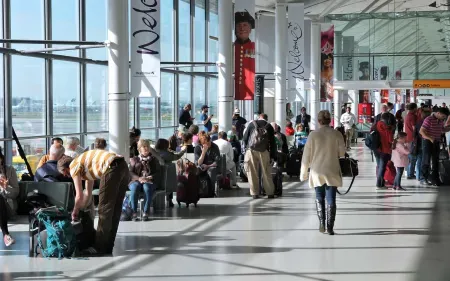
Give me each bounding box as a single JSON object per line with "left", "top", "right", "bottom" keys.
{"left": 365, "top": 130, "right": 381, "bottom": 151}
{"left": 248, "top": 121, "right": 269, "bottom": 152}
{"left": 35, "top": 207, "right": 76, "bottom": 259}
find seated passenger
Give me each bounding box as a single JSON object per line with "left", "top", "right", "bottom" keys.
{"left": 37, "top": 137, "right": 66, "bottom": 168}
{"left": 129, "top": 126, "right": 142, "bottom": 158}
{"left": 209, "top": 125, "right": 219, "bottom": 142}
{"left": 35, "top": 144, "right": 71, "bottom": 182}
{"left": 295, "top": 124, "right": 308, "bottom": 148}
{"left": 0, "top": 146, "right": 19, "bottom": 247}
{"left": 129, "top": 139, "right": 161, "bottom": 221}
{"left": 227, "top": 131, "right": 241, "bottom": 165}
{"left": 188, "top": 125, "right": 200, "bottom": 147}
{"left": 214, "top": 131, "right": 239, "bottom": 189}
{"left": 94, "top": 138, "right": 107, "bottom": 150}
{"left": 195, "top": 131, "right": 220, "bottom": 189}
{"left": 183, "top": 133, "right": 195, "bottom": 153}
{"left": 65, "top": 137, "right": 85, "bottom": 158}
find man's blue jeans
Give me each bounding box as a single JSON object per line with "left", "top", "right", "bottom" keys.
{"left": 376, "top": 153, "right": 391, "bottom": 187}
{"left": 415, "top": 153, "right": 423, "bottom": 180}
{"left": 407, "top": 154, "right": 417, "bottom": 178}
{"left": 129, "top": 181, "right": 155, "bottom": 213}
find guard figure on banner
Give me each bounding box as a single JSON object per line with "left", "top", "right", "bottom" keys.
{"left": 234, "top": 10, "right": 255, "bottom": 101}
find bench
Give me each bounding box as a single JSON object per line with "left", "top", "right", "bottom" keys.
{"left": 18, "top": 181, "right": 76, "bottom": 257}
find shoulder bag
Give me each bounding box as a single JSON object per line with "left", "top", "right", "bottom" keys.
{"left": 337, "top": 154, "right": 359, "bottom": 195}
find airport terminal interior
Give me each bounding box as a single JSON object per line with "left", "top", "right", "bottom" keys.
{"left": 1, "top": 0, "right": 450, "bottom": 280}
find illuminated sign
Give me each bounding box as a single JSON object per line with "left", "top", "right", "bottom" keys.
{"left": 413, "top": 80, "right": 450, "bottom": 89}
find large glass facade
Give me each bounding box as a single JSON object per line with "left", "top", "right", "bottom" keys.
{"left": 1, "top": 0, "right": 218, "bottom": 172}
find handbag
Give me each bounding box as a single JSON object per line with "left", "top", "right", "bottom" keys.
{"left": 337, "top": 154, "right": 359, "bottom": 195}
{"left": 439, "top": 141, "right": 449, "bottom": 161}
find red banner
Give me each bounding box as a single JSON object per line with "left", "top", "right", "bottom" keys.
{"left": 234, "top": 11, "right": 255, "bottom": 101}
{"left": 320, "top": 25, "right": 334, "bottom": 102}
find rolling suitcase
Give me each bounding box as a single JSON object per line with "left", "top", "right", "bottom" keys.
{"left": 286, "top": 149, "right": 302, "bottom": 177}
{"left": 176, "top": 160, "right": 200, "bottom": 207}
{"left": 384, "top": 161, "right": 396, "bottom": 187}
{"left": 439, "top": 159, "right": 450, "bottom": 185}
{"left": 273, "top": 166, "right": 283, "bottom": 196}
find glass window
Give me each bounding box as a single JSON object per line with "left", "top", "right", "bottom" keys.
{"left": 129, "top": 98, "right": 135, "bottom": 128}
{"left": 208, "top": 38, "right": 218, "bottom": 72}
{"left": 194, "top": 0, "right": 206, "bottom": 64}
{"left": 208, "top": 78, "right": 218, "bottom": 124}
{"left": 179, "top": 74, "right": 192, "bottom": 115}
{"left": 52, "top": 0, "right": 78, "bottom": 40}
{"left": 178, "top": 0, "right": 191, "bottom": 61}
{"left": 12, "top": 138, "right": 46, "bottom": 177}
{"left": 87, "top": 133, "right": 109, "bottom": 150}
{"left": 139, "top": 97, "right": 156, "bottom": 128}
{"left": 161, "top": 73, "right": 175, "bottom": 127}
{"left": 160, "top": 128, "right": 176, "bottom": 139}
{"left": 209, "top": 0, "right": 218, "bottom": 37}
{"left": 11, "top": 0, "right": 43, "bottom": 48}
{"left": 86, "top": 0, "right": 107, "bottom": 60}
{"left": 0, "top": 57, "right": 4, "bottom": 138}
{"left": 12, "top": 57, "right": 45, "bottom": 136}
{"left": 141, "top": 129, "right": 157, "bottom": 142}
{"left": 161, "top": 0, "right": 175, "bottom": 61}
{"left": 53, "top": 61, "right": 80, "bottom": 134}
{"left": 86, "top": 65, "right": 108, "bottom": 132}
{"left": 193, "top": 77, "right": 206, "bottom": 120}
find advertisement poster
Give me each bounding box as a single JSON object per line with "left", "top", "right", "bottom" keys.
{"left": 406, "top": 89, "right": 411, "bottom": 103}
{"left": 130, "top": 0, "right": 161, "bottom": 97}
{"left": 395, "top": 89, "right": 404, "bottom": 104}
{"left": 358, "top": 103, "right": 373, "bottom": 124}
{"left": 320, "top": 25, "right": 334, "bottom": 102}
{"left": 381, "top": 89, "right": 389, "bottom": 104}
{"left": 359, "top": 61, "right": 370, "bottom": 80}
{"left": 234, "top": 9, "right": 255, "bottom": 100}
{"left": 359, "top": 90, "right": 371, "bottom": 103}
{"left": 287, "top": 3, "right": 305, "bottom": 102}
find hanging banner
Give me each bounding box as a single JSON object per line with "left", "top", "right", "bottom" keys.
{"left": 320, "top": 24, "right": 334, "bottom": 102}
{"left": 342, "top": 36, "right": 354, "bottom": 81}
{"left": 381, "top": 89, "right": 389, "bottom": 104}
{"left": 406, "top": 89, "right": 411, "bottom": 103}
{"left": 234, "top": 1, "right": 256, "bottom": 100}
{"left": 130, "top": 0, "right": 161, "bottom": 97}
{"left": 254, "top": 75, "right": 264, "bottom": 114}
{"left": 287, "top": 3, "right": 305, "bottom": 102}
{"left": 359, "top": 90, "right": 371, "bottom": 103}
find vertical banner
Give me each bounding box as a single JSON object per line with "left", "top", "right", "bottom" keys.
{"left": 342, "top": 36, "right": 354, "bottom": 81}
{"left": 130, "top": 0, "right": 161, "bottom": 97}
{"left": 406, "top": 89, "right": 411, "bottom": 103}
{"left": 320, "top": 24, "right": 334, "bottom": 102}
{"left": 287, "top": 3, "right": 305, "bottom": 102}
{"left": 359, "top": 90, "right": 371, "bottom": 103}
{"left": 381, "top": 89, "right": 389, "bottom": 104}
{"left": 234, "top": 1, "right": 256, "bottom": 101}
{"left": 254, "top": 75, "right": 264, "bottom": 113}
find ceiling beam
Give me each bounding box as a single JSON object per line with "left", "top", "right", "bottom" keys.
{"left": 356, "top": 19, "right": 393, "bottom": 44}
{"left": 341, "top": 0, "right": 396, "bottom": 33}
{"left": 318, "top": 0, "right": 348, "bottom": 18}
{"left": 370, "top": 23, "right": 414, "bottom": 51}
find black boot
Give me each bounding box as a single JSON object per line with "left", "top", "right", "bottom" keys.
{"left": 315, "top": 199, "right": 325, "bottom": 233}
{"left": 326, "top": 204, "right": 336, "bottom": 235}
{"left": 167, "top": 193, "right": 174, "bottom": 208}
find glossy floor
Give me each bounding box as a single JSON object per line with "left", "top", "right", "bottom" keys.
{"left": 0, "top": 143, "right": 439, "bottom": 281}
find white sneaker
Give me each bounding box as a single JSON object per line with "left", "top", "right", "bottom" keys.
{"left": 4, "top": 234, "right": 15, "bottom": 247}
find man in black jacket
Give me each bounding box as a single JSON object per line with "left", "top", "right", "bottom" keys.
{"left": 178, "top": 104, "right": 194, "bottom": 129}
{"left": 295, "top": 107, "right": 311, "bottom": 133}
{"left": 243, "top": 113, "right": 276, "bottom": 199}
{"left": 374, "top": 103, "right": 396, "bottom": 134}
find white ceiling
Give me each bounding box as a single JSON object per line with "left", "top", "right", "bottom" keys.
{"left": 251, "top": 0, "right": 450, "bottom": 76}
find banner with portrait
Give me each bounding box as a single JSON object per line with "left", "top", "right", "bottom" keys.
{"left": 287, "top": 3, "right": 305, "bottom": 101}
{"left": 359, "top": 90, "right": 371, "bottom": 103}
{"left": 234, "top": 2, "right": 255, "bottom": 100}
{"left": 320, "top": 25, "right": 334, "bottom": 102}
{"left": 381, "top": 89, "right": 389, "bottom": 104}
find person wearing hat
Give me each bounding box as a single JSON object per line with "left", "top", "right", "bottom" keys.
{"left": 234, "top": 11, "right": 256, "bottom": 101}
{"left": 232, "top": 108, "right": 247, "bottom": 140}
{"left": 200, "top": 105, "right": 213, "bottom": 132}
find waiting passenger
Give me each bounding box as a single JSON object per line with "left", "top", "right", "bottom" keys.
{"left": 295, "top": 124, "right": 308, "bottom": 149}
{"left": 37, "top": 137, "right": 66, "bottom": 168}
{"left": 35, "top": 144, "right": 70, "bottom": 182}
{"left": 70, "top": 149, "right": 129, "bottom": 256}
{"left": 228, "top": 131, "right": 241, "bottom": 165}
{"left": 214, "top": 131, "right": 239, "bottom": 189}
{"left": 65, "top": 137, "right": 85, "bottom": 158}
{"left": 195, "top": 132, "right": 221, "bottom": 191}
{"left": 188, "top": 125, "right": 200, "bottom": 146}
{"left": 300, "top": 110, "right": 346, "bottom": 235}
{"left": 376, "top": 113, "right": 394, "bottom": 189}
{"left": 129, "top": 126, "right": 142, "bottom": 158}
{"left": 154, "top": 138, "right": 188, "bottom": 207}
{"left": 129, "top": 139, "right": 161, "bottom": 221}
{"left": 209, "top": 124, "right": 219, "bottom": 142}
{"left": 94, "top": 138, "right": 107, "bottom": 150}
{"left": 179, "top": 103, "right": 194, "bottom": 129}
{"left": 0, "top": 147, "right": 19, "bottom": 247}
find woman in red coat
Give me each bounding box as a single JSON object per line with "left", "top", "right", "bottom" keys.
{"left": 376, "top": 113, "right": 394, "bottom": 189}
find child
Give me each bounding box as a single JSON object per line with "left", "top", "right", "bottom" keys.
{"left": 285, "top": 121, "right": 295, "bottom": 136}
{"left": 294, "top": 124, "right": 308, "bottom": 148}
{"left": 391, "top": 132, "right": 410, "bottom": 191}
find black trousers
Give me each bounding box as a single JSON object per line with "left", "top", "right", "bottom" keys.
{"left": 0, "top": 197, "right": 9, "bottom": 236}
{"left": 421, "top": 140, "right": 440, "bottom": 184}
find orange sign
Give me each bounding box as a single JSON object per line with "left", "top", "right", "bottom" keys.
{"left": 413, "top": 80, "right": 450, "bottom": 89}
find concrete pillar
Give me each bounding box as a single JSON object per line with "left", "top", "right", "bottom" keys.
{"left": 108, "top": 0, "right": 129, "bottom": 160}
{"left": 310, "top": 22, "right": 321, "bottom": 130}
{"left": 218, "top": 0, "right": 233, "bottom": 132}
{"left": 275, "top": 1, "right": 287, "bottom": 131}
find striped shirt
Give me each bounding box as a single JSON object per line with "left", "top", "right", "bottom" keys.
{"left": 69, "top": 150, "right": 119, "bottom": 180}
{"left": 421, "top": 114, "right": 444, "bottom": 141}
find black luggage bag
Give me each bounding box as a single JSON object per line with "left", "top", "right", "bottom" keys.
{"left": 439, "top": 160, "right": 450, "bottom": 185}
{"left": 286, "top": 148, "right": 302, "bottom": 177}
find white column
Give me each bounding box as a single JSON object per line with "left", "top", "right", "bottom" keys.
{"left": 349, "top": 90, "right": 357, "bottom": 117}
{"left": 374, "top": 90, "right": 381, "bottom": 115}
{"left": 218, "top": 0, "right": 233, "bottom": 132}
{"left": 310, "top": 22, "right": 321, "bottom": 131}
{"left": 275, "top": 1, "right": 287, "bottom": 131}
{"left": 108, "top": 0, "right": 129, "bottom": 160}
{"left": 333, "top": 31, "right": 343, "bottom": 127}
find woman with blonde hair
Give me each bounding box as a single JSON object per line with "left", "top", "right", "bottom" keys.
{"left": 129, "top": 139, "right": 161, "bottom": 221}
{"left": 300, "top": 110, "right": 346, "bottom": 235}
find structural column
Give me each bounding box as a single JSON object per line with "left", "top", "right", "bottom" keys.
{"left": 333, "top": 31, "right": 343, "bottom": 127}
{"left": 310, "top": 22, "right": 321, "bottom": 131}
{"left": 108, "top": 0, "right": 130, "bottom": 160}
{"left": 275, "top": 1, "right": 287, "bottom": 131}
{"left": 218, "top": 0, "right": 233, "bottom": 132}
{"left": 374, "top": 90, "right": 381, "bottom": 115}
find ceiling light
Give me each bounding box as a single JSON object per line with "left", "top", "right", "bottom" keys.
{"left": 438, "top": 28, "right": 444, "bottom": 32}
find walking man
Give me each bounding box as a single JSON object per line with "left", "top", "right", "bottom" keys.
{"left": 340, "top": 107, "right": 356, "bottom": 150}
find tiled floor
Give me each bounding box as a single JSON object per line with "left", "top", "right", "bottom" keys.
{"left": 0, "top": 143, "right": 439, "bottom": 281}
